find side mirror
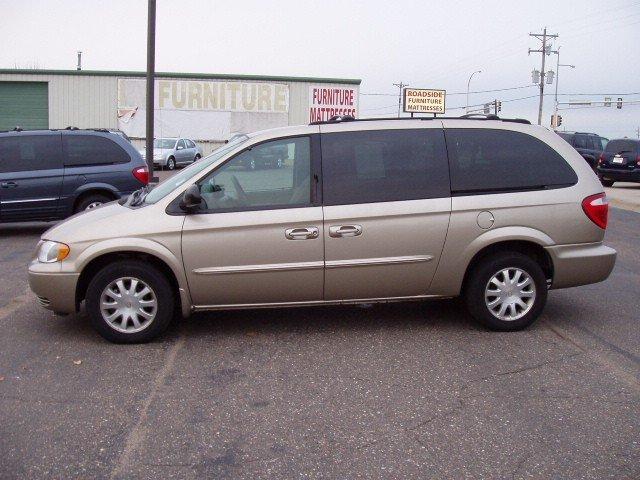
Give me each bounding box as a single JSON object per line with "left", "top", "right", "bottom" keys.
{"left": 179, "top": 184, "right": 202, "bottom": 212}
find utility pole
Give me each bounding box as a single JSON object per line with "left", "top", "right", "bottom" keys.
{"left": 393, "top": 82, "right": 409, "bottom": 118}
{"left": 552, "top": 46, "right": 575, "bottom": 129}
{"left": 636, "top": 127, "right": 640, "bottom": 139}
{"left": 529, "top": 27, "right": 558, "bottom": 125}
{"left": 145, "top": 0, "right": 156, "bottom": 180}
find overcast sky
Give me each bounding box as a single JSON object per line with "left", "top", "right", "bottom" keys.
{"left": 2, "top": 0, "right": 639, "bottom": 138}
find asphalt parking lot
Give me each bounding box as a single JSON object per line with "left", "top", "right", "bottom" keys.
{"left": 1, "top": 182, "right": 639, "bottom": 479}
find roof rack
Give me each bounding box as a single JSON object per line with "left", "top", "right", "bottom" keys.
{"left": 310, "top": 115, "right": 531, "bottom": 126}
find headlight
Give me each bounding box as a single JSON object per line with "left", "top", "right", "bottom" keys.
{"left": 37, "top": 241, "right": 70, "bottom": 263}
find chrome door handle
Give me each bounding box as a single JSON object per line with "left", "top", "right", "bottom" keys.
{"left": 285, "top": 226, "right": 319, "bottom": 240}
{"left": 1, "top": 181, "right": 18, "bottom": 189}
{"left": 329, "top": 225, "right": 362, "bottom": 238}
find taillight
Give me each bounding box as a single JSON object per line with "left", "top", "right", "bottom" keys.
{"left": 582, "top": 193, "right": 609, "bottom": 229}
{"left": 636, "top": 155, "right": 640, "bottom": 166}
{"left": 598, "top": 153, "right": 605, "bottom": 165}
{"left": 132, "top": 166, "right": 149, "bottom": 185}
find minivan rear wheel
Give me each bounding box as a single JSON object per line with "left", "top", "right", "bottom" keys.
{"left": 75, "top": 193, "right": 112, "bottom": 213}
{"left": 85, "top": 260, "right": 175, "bottom": 343}
{"left": 464, "top": 252, "right": 547, "bottom": 331}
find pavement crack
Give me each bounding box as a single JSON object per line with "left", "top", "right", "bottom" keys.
{"left": 109, "top": 334, "right": 186, "bottom": 480}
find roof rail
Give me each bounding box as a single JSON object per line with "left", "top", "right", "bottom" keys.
{"left": 310, "top": 115, "right": 531, "bottom": 125}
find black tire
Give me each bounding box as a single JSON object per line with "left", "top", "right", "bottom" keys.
{"left": 599, "top": 175, "right": 614, "bottom": 187}
{"left": 166, "top": 157, "right": 176, "bottom": 170}
{"left": 74, "top": 193, "right": 112, "bottom": 213}
{"left": 464, "top": 252, "right": 547, "bottom": 331}
{"left": 194, "top": 154, "right": 201, "bottom": 162}
{"left": 85, "top": 260, "right": 175, "bottom": 343}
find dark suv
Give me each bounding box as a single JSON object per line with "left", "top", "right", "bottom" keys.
{"left": 597, "top": 138, "right": 640, "bottom": 187}
{"left": 0, "top": 129, "right": 148, "bottom": 223}
{"left": 557, "top": 131, "right": 606, "bottom": 171}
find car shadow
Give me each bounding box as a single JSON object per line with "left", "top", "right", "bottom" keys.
{"left": 167, "top": 298, "right": 479, "bottom": 340}
{"left": 0, "top": 222, "right": 55, "bottom": 237}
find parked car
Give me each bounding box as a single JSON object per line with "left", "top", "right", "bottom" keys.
{"left": 0, "top": 129, "right": 148, "bottom": 223}
{"left": 557, "top": 131, "right": 606, "bottom": 171}
{"left": 596, "top": 138, "right": 640, "bottom": 187}
{"left": 29, "top": 116, "right": 616, "bottom": 343}
{"left": 139, "top": 137, "right": 202, "bottom": 170}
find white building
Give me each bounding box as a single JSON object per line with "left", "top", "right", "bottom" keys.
{"left": 0, "top": 69, "right": 360, "bottom": 154}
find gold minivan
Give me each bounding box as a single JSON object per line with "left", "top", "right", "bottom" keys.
{"left": 29, "top": 117, "right": 617, "bottom": 343}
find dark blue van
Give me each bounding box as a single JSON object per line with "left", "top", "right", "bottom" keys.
{"left": 0, "top": 129, "right": 148, "bottom": 223}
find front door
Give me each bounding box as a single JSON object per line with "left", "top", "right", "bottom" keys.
{"left": 181, "top": 134, "right": 324, "bottom": 307}
{"left": 0, "top": 133, "right": 64, "bottom": 222}
{"left": 319, "top": 125, "right": 452, "bottom": 301}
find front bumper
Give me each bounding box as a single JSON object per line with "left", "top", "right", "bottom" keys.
{"left": 28, "top": 261, "right": 79, "bottom": 314}
{"left": 545, "top": 243, "right": 616, "bottom": 289}
{"left": 597, "top": 167, "right": 640, "bottom": 183}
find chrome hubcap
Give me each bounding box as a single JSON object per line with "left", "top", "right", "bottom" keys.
{"left": 100, "top": 277, "right": 157, "bottom": 333}
{"left": 85, "top": 202, "right": 103, "bottom": 210}
{"left": 484, "top": 268, "right": 536, "bottom": 321}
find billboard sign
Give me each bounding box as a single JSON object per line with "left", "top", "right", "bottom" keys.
{"left": 117, "top": 78, "right": 289, "bottom": 141}
{"left": 402, "top": 88, "right": 446, "bottom": 114}
{"left": 308, "top": 85, "right": 358, "bottom": 122}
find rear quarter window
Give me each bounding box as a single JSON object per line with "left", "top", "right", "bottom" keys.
{"left": 445, "top": 128, "right": 578, "bottom": 194}
{"left": 63, "top": 135, "right": 130, "bottom": 166}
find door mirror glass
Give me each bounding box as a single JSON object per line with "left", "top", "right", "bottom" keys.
{"left": 179, "top": 184, "right": 203, "bottom": 211}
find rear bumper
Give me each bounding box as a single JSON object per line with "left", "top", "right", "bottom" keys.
{"left": 597, "top": 168, "right": 640, "bottom": 183}
{"left": 28, "top": 261, "right": 79, "bottom": 314}
{"left": 545, "top": 243, "right": 616, "bottom": 289}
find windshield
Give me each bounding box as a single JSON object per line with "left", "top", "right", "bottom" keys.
{"left": 143, "top": 135, "right": 251, "bottom": 204}
{"left": 153, "top": 139, "right": 177, "bottom": 149}
{"left": 605, "top": 139, "right": 638, "bottom": 154}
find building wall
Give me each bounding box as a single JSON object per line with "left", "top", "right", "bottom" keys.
{"left": 0, "top": 71, "right": 359, "bottom": 156}
{"left": 0, "top": 72, "right": 118, "bottom": 129}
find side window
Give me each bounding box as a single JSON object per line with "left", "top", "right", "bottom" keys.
{"left": 177, "top": 139, "right": 186, "bottom": 150}
{"left": 321, "top": 129, "right": 449, "bottom": 205}
{"left": 573, "top": 135, "right": 588, "bottom": 149}
{"left": 590, "top": 136, "right": 602, "bottom": 151}
{"left": 186, "top": 139, "right": 196, "bottom": 148}
{"left": 446, "top": 129, "right": 578, "bottom": 194}
{"left": 0, "top": 135, "right": 62, "bottom": 173}
{"left": 63, "top": 135, "right": 130, "bottom": 166}
{"left": 197, "top": 136, "right": 311, "bottom": 211}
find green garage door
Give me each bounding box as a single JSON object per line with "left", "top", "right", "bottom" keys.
{"left": 0, "top": 81, "right": 49, "bottom": 130}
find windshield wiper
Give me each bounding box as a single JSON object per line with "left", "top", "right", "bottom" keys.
{"left": 129, "top": 186, "right": 148, "bottom": 207}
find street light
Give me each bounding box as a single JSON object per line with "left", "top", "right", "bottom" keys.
{"left": 553, "top": 47, "right": 575, "bottom": 129}
{"left": 466, "top": 70, "right": 482, "bottom": 113}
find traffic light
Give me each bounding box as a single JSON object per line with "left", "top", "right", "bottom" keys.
{"left": 617, "top": 97, "right": 623, "bottom": 109}
{"left": 551, "top": 114, "right": 563, "bottom": 128}
{"left": 496, "top": 100, "right": 502, "bottom": 112}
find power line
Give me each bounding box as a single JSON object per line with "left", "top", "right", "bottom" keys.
{"left": 361, "top": 85, "right": 535, "bottom": 97}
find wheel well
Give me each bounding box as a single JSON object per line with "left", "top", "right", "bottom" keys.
{"left": 75, "top": 251, "right": 181, "bottom": 311}
{"left": 461, "top": 240, "right": 554, "bottom": 293}
{"left": 73, "top": 189, "right": 117, "bottom": 211}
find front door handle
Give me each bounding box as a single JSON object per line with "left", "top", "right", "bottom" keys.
{"left": 329, "top": 225, "right": 363, "bottom": 238}
{"left": 1, "top": 181, "right": 18, "bottom": 189}
{"left": 285, "top": 226, "right": 319, "bottom": 240}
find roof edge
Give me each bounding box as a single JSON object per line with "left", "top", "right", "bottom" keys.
{"left": 0, "top": 68, "right": 362, "bottom": 85}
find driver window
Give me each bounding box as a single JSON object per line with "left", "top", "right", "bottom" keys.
{"left": 197, "top": 136, "right": 311, "bottom": 211}
{"left": 177, "top": 139, "right": 186, "bottom": 150}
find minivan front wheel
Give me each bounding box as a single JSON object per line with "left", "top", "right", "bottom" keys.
{"left": 85, "top": 260, "right": 175, "bottom": 343}
{"left": 464, "top": 252, "right": 547, "bottom": 331}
